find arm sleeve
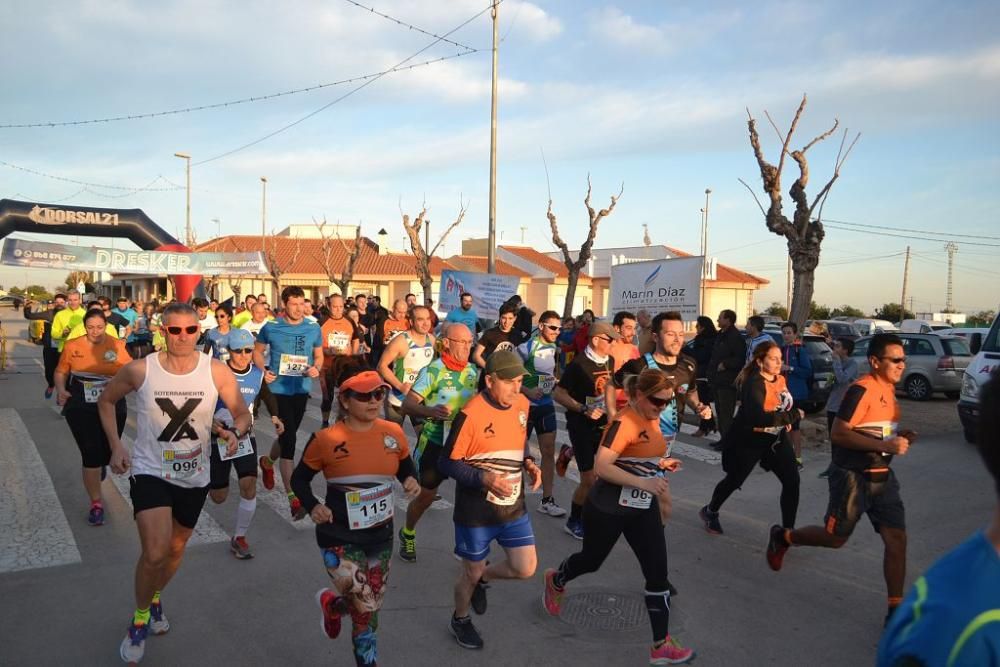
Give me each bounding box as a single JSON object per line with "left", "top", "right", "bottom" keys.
{"left": 437, "top": 411, "right": 484, "bottom": 489}
{"left": 836, "top": 384, "right": 867, "bottom": 425}
{"left": 258, "top": 381, "right": 280, "bottom": 419}
{"left": 740, "top": 376, "right": 797, "bottom": 428}
{"left": 395, "top": 456, "right": 417, "bottom": 483}
{"left": 598, "top": 419, "right": 629, "bottom": 454}
{"left": 291, "top": 436, "right": 322, "bottom": 512}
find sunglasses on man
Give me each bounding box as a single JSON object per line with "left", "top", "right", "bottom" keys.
{"left": 165, "top": 325, "right": 199, "bottom": 335}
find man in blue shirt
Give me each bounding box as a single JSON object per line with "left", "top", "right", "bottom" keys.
{"left": 253, "top": 285, "right": 323, "bottom": 520}
{"left": 445, "top": 292, "right": 482, "bottom": 337}
{"left": 781, "top": 321, "right": 813, "bottom": 467}
{"left": 878, "top": 370, "right": 1000, "bottom": 666}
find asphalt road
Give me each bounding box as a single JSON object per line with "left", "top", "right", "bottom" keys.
{"left": 0, "top": 316, "right": 992, "bottom": 666}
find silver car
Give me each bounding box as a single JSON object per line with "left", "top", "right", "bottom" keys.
{"left": 852, "top": 333, "right": 973, "bottom": 400}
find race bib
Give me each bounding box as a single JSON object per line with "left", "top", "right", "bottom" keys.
{"left": 345, "top": 483, "right": 394, "bottom": 530}
{"left": 161, "top": 445, "right": 204, "bottom": 481}
{"left": 118, "top": 325, "right": 127, "bottom": 338}
{"left": 585, "top": 395, "right": 606, "bottom": 412}
{"left": 82, "top": 380, "right": 107, "bottom": 403}
{"left": 278, "top": 353, "right": 309, "bottom": 376}
{"left": 619, "top": 485, "right": 653, "bottom": 509}
{"left": 217, "top": 434, "right": 253, "bottom": 461}
{"left": 327, "top": 332, "right": 350, "bottom": 352}
{"left": 218, "top": 347, "right": 230, "bottom": 363}
{"left": 486, "top": 472, "right": 522, "bottom": 506}
{"left": 539, "top": 375, "right": 556, "bottom": 395}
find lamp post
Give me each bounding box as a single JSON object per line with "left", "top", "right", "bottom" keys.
{"left": 487, "top": 0, "right": 499, "bottom": 273}
{"left": 700, "top": 188, "right": 711, "bottom": 313}
{"left": 260, "top": 177, "right": 268, "bottom": 253}
{"left": 174, "top": 152, "right": 191, "bottom": 246}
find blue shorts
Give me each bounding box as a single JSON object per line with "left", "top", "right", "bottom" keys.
{"left": 454, "top": 514, "right": 536, "bottom": 562}
{"left": 526, "top": 403, "right": 557, "bottom": 437}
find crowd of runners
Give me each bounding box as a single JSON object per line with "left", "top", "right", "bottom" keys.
{"left": 21, "top": 286, "right": 999, "bottom": 666}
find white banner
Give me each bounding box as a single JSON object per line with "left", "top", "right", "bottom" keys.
{"left": 608, "top": 257, "right": 703, "bottom": 318}
{"left": 439, "top": 270, "right": 520, "bottom": 319}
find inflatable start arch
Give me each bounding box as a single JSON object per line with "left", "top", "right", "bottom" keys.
{"left": 0, "top": 198, "right": 202, "bottom": 302}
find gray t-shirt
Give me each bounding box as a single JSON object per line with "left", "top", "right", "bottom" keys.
{"left": 826, "top": 356, "right": 859, "bottom": 413}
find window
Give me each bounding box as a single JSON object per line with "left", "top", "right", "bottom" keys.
{"left": 907, "top": 338, "right": 936, "bottom": 356}
{"left": 853, "top": 339, "right": 869, "bottom": 358}
{"left": 942, "top": 338, "right": 972, "bottom": 357}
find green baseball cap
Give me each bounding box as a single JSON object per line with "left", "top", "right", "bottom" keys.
{"left": 485, "top": 349, "right": 528, "bottom": 380}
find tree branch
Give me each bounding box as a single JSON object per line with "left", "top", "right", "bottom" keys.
{"left": 738, "top": 177, "right": 767, "bottom": 216}
{"left": 776, "top": 94, "right": 808, "bottom": 187}
{"left": 429, "top": 197, "right": 466, "bottom": 258}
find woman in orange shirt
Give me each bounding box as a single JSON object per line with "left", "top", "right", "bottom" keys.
{"left": 542, "top": 368, "right": 695, "bottom": 665}
{"left": 699, "top": 340, "right": 804, "bottom": 543}
{"left": 291, "top": 366, "right": 419, "bottom": 667}
{"left": 54, "top": 309, "right": 131, "bottom": 526}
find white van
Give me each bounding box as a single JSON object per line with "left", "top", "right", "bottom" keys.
{"left": 899, "top": 319, "right": 953, "bottom": 334}
{"left": 853, "top": 318, "right": 899, "bottom": 336}
{"left": 957, "top": 313, "right": 1000, "bottom": 443}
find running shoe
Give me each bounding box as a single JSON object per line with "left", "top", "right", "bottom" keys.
{"left": 87, "top": 504, "right": 105, "bottom": 526}
{"left": 667, "top": 580, "right": 679, "bottom": 597}
{"left": 398, "top": 528, "right": 417, "bottom": 563}
{"left": 119, "top": 621, "right": 148, "bottom": 664}
{"left": 230, "top": 536, "right": 253, "bottom": 560}
{"left": 259, "top": 456, "right": 275, "bottom": 490}
{"left": 450, "top": 615, "right": 484, "bottom": 650}
{"left": 555, "top": 445, "right": 574, "bottom": 478}
{"left": 795, "top": 457, "right": 804, "bottom": 471}
{"left": 766, "top": 525, "right": 789, "bottom": 572}
{"left": 563, "top": 518, "right": 584, "bottom": 540}
{"left": 44, "top": 386, "right": 54, "bottom": 399}
{"left": 149, "top": 602, "right": 169, "bottom": 635}
{"left": 818, "top": 467, "right": 831, "bottom": 479}
{"left": 289, "top": 496, "right": 307, "bottom": 521}
{"left": 537, "top": 497, "right": 567, "bottom": 517}
{"left": 471, "top": 576, "right": 489, "bottom": 615}
{"left": 316, "top": 588, "right": 348, "bottom": 639}
{"left": 542, "top": 569, "right": 563, "bottom": 616}
{"left": 650, "top": 636, "right": 695, "bottom": 665}
{"left": 699, "top": 505, "right": 723, "bottom": 535}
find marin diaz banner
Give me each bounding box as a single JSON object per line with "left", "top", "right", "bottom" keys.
{"left": 1, "top": 238, "right": 267, "bottom": 275}
{"left": 608, "top": 256, "right": 704, "bottom": 318}
{"left": 439, "top": 269, "right": 521, "bottom": 319}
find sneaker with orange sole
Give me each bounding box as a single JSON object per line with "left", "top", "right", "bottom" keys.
{"left": 259, "top": 456, "right": 275, "bottom": 490}
{"left": 315, "top": 588, "right": 349, "bottom": 639}
{"left": 650, "top": 636, "right": 695, "bottom": 664}
{"left": 766, "top": 524, "right": 789, "bottom": 571}
{"left": 555, "top": 444, "right": 574, "bottom": 477}
{"left": 542, "top": 568, "right": 563, "bottom": 616}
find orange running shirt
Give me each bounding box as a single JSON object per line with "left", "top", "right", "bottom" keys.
{"left": 302, "top": 419, "right": 410, "bottom": 545}
{"left": 446, "top": 393, "right": 530, "bottom": 526}
{"left": 57, "top": 335, "right": 131, "bottom": 406}
{"left": 591, "top": 406, "right": 669, "bottom": 515}
{"left": 833, "top": 374, "right": 900, "bottom": 471}
{"left": 320, "top": 316, "right": 359, "bottom": 364}
{"left": 381, "top": 317, "right": 408, "bottom": 346}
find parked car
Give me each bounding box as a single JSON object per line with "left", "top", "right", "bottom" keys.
{"left": 899, "top": 319, "right": 954, "bottom": 334}
{"left": 728, "top": 330, "right": 835, "bottom": 414}
{"left": 813, "top": 319, "right": 861, "bottom": 341}
{"left": 936, "top": 327, "right": 990, "bottom": 354}
{"left": 0, "top": 294, "right": 24, "bottom": 308}
{"left": 853, "top": 318, "right": 900, "bottom": 335}
{"left": 957, "top": 315, "right": 999, "bottom": 443}
{"left": 852, "top": 333, "right": 972, "bottom": 400}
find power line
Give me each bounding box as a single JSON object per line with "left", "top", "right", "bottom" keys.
{"left": 823, "top": 222, "right": 1000, "bottom": 248}
{"left": 824, "top": 218, "right": 1000, "bottom": 241}
{"left": 193, "top": 1, "right": 498, "bottom": 166}
{"left": 341, "top": 0, "right": 478, "bottom": 52}
{"left": 0, "top": 53, "right": 477, "bottom": 130}
{"left": 0, "top": 160, "right": 182, "bottom": 192}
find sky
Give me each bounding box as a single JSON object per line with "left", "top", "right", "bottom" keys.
{"left": 1, "top": 0, "right": 998, "bottom": 314}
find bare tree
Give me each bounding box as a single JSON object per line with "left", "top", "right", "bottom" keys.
{"left": 547, "top": 175, "right": 623, "bottom": 319}
{"left": 263, "top": 231, "right": 302, "bottom": 296}
{"left": 311, "top": 217, "right": 364, "bottom": 298}
{"left": 401, "top": 199, "right": 467, "bottom": 302}
{"left": 741, "top": 93, "right": 860, "bottom": 327}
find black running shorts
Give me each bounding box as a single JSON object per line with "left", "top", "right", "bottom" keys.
{"left": 823, "top": 465, "right": 905, "bottom": 538}
{"left": 130, "top": 474, "right": 210, "bottom": 529}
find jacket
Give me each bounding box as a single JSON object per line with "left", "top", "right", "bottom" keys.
{"left": 708, "top": 326, "right": 746, "bottom": 387}
{"left": 782, "top": 342, "right": 813, "bottom": 400}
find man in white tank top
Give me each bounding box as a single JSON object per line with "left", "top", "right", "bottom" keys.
{"left": 378, "top": 304, "right": 436, "bottom": 435}
{"left": 98, "top": 302, "right": 251, "bottom": 665}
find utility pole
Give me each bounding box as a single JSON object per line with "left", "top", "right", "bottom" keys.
{"left": 944, "top": 242, "right": 958, "bottom": 312}
{"left": 260, "top": 177, "right": 268, "bottom": 255}
{"left": 174, "top": 152, "right": 192, "bottom": 246}
{"left": 900, "top": 245, "right": 911, "bottom": 318}
{"left": 486, "top": 0, "right": 499, "bottom": 274}
{"left": 212, "top": 218, "right": 221, "bottom": 240}
{"left": 520, "top": 226, "right": 527, "bottom": 244}
{"left": 701, "top": 188, "right": 711, "bottom": 313}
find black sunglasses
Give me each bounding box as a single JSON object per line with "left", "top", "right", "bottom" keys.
{"left": 646, "top": 394, "right": 673, "bottom": 409}
{"left": 231, "top": 347, "right": 254, "bottom": 354}
{"left": 348, "top": 388, "right": 387, "bottom": 402}
{"left": 165, "top": 325, "right": 199, "bottom": 335}
{"left": 541, "top": 324, "right": 560, "bottom": 331}
{"left": 880, "top": 356, "right": 906, "bottom": 364}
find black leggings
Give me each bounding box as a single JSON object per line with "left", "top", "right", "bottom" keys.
{"left": 709, "top": 435, "right": 800, "bottom": 528}
{"left": 42, "top": 345, "right": 59, "bottom": 388}
{"left": 275, "top": 393, "right": 309, "bottom": 460}
{"left": 557, "top": 501, "right": 672, "bottom": 642}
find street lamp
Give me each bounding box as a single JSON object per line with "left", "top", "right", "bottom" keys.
{"left": 174, "top": 152, "right": 191, "bottom": 246}
{"left": 700, "top": 188, "right": 711, "bottom": 314}
{"left": 260, "top": 177, "right": 268, "bottom": 254}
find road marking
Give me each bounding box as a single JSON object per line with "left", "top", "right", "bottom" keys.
{"left": 0, "top": 408, "right": 82, "bottom": 573}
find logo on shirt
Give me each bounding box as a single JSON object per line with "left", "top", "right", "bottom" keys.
{"left": 103, "top": 350, "right": 118, "bottom": 362}
{"left": 637, "top": 430, "right": 650, "bottom": 441}
{"left": 333, "top": 442, "right": 349, "bottom": 458}
{"left": 518, "top": 411, "right": 527, "bottom": 428}
{"left": 483, "top": 422, "right": 496, "bottom": 437}
{"left": 155, "top": 398, "right": 202, "bottom": 442}
{"left": 383, "top": 435, "right": 399, "bottom": 451}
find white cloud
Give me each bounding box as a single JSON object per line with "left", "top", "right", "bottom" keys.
{"left": 586, "top": 6, "right": 742, "bottom": 56}
{"left": 506, "top": 1, "right": 563, "bottom": 42}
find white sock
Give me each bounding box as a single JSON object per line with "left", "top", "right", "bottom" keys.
{"left": 235, "top": 497, "right": 256, "bottom": 537}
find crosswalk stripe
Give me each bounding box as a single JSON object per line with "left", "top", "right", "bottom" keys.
{"left": 0, "top": 408, "right": 82, "bottom": 573}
